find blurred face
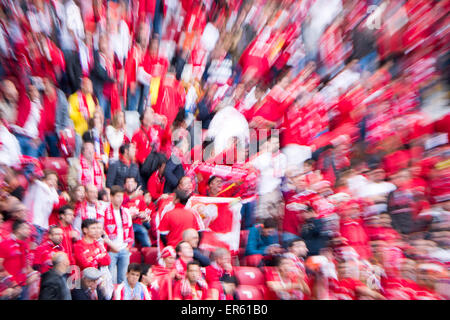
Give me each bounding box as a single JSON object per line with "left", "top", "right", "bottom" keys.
{"left": 45, "top": 174, "right": 58, "bottom": 189}
{"left": 369, "top": 169, "right": 386, "bottom": 183}
{"left": 93, "top": 112, "right": 103, "bottom": 130}
{"left": 60, "top": 209, "right": 75, "bottom": 225}
{"left": 115, "top": 112, "right": 125, "bottom": 128}
{"left": 262, "top": 227, "right": 276, "bottom": 237}
{"left": 293, "top": 175, "right": 307, "bottom": 191}
{"left": 149, "top": 39, "right": 159, "bottom": 56}
{"left": 129, "top": 144, "right": 136, "bottom": 161}
{"left": 141, "top": 268, "right": 154, "bottom": 285}
{"left": 86, "top": 185, "right": 98, "bottom": 203}
{"left": 217, "top": 253, "right": 231, "bottom": 268}
{"left": 164, "top": 256, "right": 176, "bottom": 269}
{"left": 124, "top": 178, "right": 137, "bottom": 194}
{"left": 84, "top": 278, "right": 98, "bottom": 291}
{"left": 49, "top": 228, "right": 64, "bottom": 245}
{"left": 177, "top": 177, "right": 193, "bottom": 195}
{"left": 184, "top": 231, "right": 199, "bottom": 248}
{"left": 81, "top": 78, "right": 93, "bottom": 95}
{"left": 94, "top": 223, "right": 104, "bottom": 239}
{"left": 84, "top": 223, "right": 98, "bottom": 239}
{"left": 393, "top": 170, "right": 410, "bottom": 187}
{"left": 127, "top": 270, "right": 141, "bottom": 287}
{"left": 2, "top": 80, "right": 18, "bottom": 102}
{"left": 278, "top": 258, "right": 294, "bottom": 275}
{"left": 400, "top": 259, "right": 416, "bottom": 281}
{"left": 11, "top": 204, "right": 28, "bottom": 220}
{"left": 178, "top": 242, "right": 194, "bottom": 260}
{"left": 74, "top": 186, "right": 86, "bottom": 202}
{"left": 186, "top": 264, "right": 201, "bottom": 283}
{"left": 82, "top": 143, "right": 95, "bottom": 161}
{"left": 98, "top": 35, "right": 109, "bottom": 53}
{"left": 142, "top": 108, "right": 154, "bottom": 127}
{"left": 291, "top": 241, "right": 308, "bottom": 258}
{"left": 208, "top": 177, "right": 223, "bottom": 196}
{"left": 15, "top": 223, "right": 31, "bottom": 240}
{"left": 27, "top": 85, "right": 39, "bottom": 102}
{"left": 111, "top": 192, "right": 124, "bottom": 208}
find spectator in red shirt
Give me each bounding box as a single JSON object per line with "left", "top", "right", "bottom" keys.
{"left": 73, "top": 219, "right": 111, "bottom": 270}
{"left": 159, "top": 189, "right": 200, "bottom": 247}
{"left": 0, "top": 220, "right": 40, "bottom": 298}
{"left": 32, "top": 225, "right": 65, "bottom": 274}
{"left": 174, "top": 241, "right": 194, "bottom": 279}
{"left": 57, "top": 205, "right": 79, "bottom": 265}
{"left": 173, "top": 261, "right": 208, "bottom": 300}
{"left": 147, "top": 155, "right": 167, "bottom": 202}
{"left": 204, "top": 247, "right": 233, "bottom": 286}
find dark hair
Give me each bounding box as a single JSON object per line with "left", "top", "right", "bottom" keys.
{"left": 124, "top": 175, "right": 137, "bottom": 183}
{"left": 59, "top": 204, "right": 74, "bottom": 216}
{"left": 187, "top": 260, "right": 201, "bottom": 270}
{"left": 175, "top": 241, "right": 189, "bottom": 255}
{"left": 43, "top": 170, "right": 58, "bottom": 180}
{"left": 81, "top": 218, "right": 99, "bottom": 230}
{"left": 175, "top": 189, "right": 191, "bottom": 206}
{"left": 274, "top": 255, "right": 289, "bottom": 267}
{"left": 48, "top": 225, "right": 62, "bottom": 235}
{"left": 110, "top": 185, "right": 124, "bottom": 196}
{"left": 304, "top": 159, "right": 315, "bottom": 168}
{"left": 98, "top": 189, "right": 108, "bottom": 201}
{"left": 127, "top": 263, "right": 142, "bottom": 273}
{"left": 139, "top": 264, "right": 151, "bottom": 282}
{"left": 172, "top": 108, "right": 186, "bottom": 129}
{"left": 286, "top": 237, "right": 304, "bottom": 249}
{"left": 12, "top": 219, "right": 27, "bottom": 233}
{"left": 263, "top": 218, "right": 278, "bottom": 229}
{"left": 208, "top": 175, "right": 221, "bottom": 185}
{"left": 119, "top": 143, "right": 130, "bottom": 156}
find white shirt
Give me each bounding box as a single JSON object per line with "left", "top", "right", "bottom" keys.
{"left": 251, "top": 152, "right": 287, "bottom": 195}
{"left": 106, "top": 125, "right": 126, "bottom": 161}
{"left": 111, "top": 208, "right": 126, "bottom": 251}
{"left": 24, "top": 180, "right": 59, "bottom": 230}
{"left": 0, "top": 124, "right": 21, "bottom": 167}
{"left": 22, "top": 100, "right": 42, "bottom": 139}
{"left": 200, "top": 23, "right": 219, "bottom": 53}
{"left": 65, "top": 0, "right": 85, "bottom": 41}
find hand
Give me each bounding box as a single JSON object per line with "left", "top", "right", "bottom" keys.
{"left": 70, "top": 230, "right": 79, "bottom": 240}
{"left": 61, "top": 191, "right": 71, "bottom": 202}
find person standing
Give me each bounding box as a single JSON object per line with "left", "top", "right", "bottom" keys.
{"left": 56, "top": 205, "right": 79, "bottom": 266}
{"left": 38, "top": 252, "right": 72, "bottom": 300}
{"left": 105, "top": 186, "right": 134, "bottom": 284}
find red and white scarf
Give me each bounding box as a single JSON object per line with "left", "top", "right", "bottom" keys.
{"left": 75, "top": 200, "right": 104, "bottom": 221}
{"left": 103, "top": 203, "right": 134, "bottom": 246}
{"left": 80, "top": 155, "right": 103, "bottom": 190}
{"left": 77, "top": 92, "right": 91, "bottom": 120}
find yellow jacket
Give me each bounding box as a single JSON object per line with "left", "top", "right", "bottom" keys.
{"left": 68, "top": 92, "right": 97, "bottom": 136}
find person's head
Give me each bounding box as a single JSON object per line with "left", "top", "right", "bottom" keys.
{"left": 1, "top": 80, "right": 18, "bottom": 103}
{"left": 12, "top": 220, "right": 31, "bottom": 240}
{"left": 287, "top": 238, "right": 308, "bottom": 258}
{"left": 126, "top": 263, "right": 142, "bottom": 288}
{"left": 42, "top": 77, "right": 56, "bottom": 96}
{"left": 27, "top": 84, "right": 40, "bottom": 102}
{"left": 82, "top": 267, "right": 102, "bottom": 291}
{"left": 112, "top": 111, "right": 125, "bottom": 129}
{"left": 71, "top": 184, "right": 86, "bottom": 202}
{"left": 303, "top": 159, "right": 315, "bottom": 173}
{"left": 81, "top": 142, "right": 95, "bottom": 162}
{"left": 110, "top": 185, "right": 124, "bottom": 208}
{"left": 81, "top": 77, "right": 93, "bottom": 95}
{"left": 85, "top": 184, "right": 98, "bottom": 204}
{"left": 174, "top": 188, "right": 191, "bottom": 206}
{"left": 182, "top": 228, "right": 199, "bottom": 249}
{"left": 98, "top": 33, "right": 109, "bottom": 53}
{"left": 339, "top": 200, "right": 361, "bottom": 220}
{"left": 149, "top": 36, "right": 159, "bottom": 57}
{"left": 92, "top": 110, "right": 104, "bottom": 131}
{"left": 392, "top": 168, "right": 411, "bottom": 187}
{"left": 186, "top": 261, "right": 201, "bottom": 284}
{"left": 207, "top": 176, "right": 223, "bottom": 196}
{"left": 9, "top": 202, "right": 28, "bottom": 220}
{"left": 59, "top": 205, "right": 75, "bottom": 226}
{"left": 275, "top": 256, "right": 295, "bottom": 275}
{"left": 43, "top": 170, "right": 58, "bottom": 189}
{"left": 417, "top": 263, "right": 446, "bottom": 290}
{"left": 211, "top": 248, "right": 231, "bottom": 269}
{"left": 98, "top": 188, "right": 109, "bottom": 202}
{"left": 156, "top": 154, "right": 167, "bottom": 176}
{"left": 368, "top": 168, "right": 386, "bottom": 183}
{"left": 81, "top": 219, "right": 99, "bottom": 239}
{"left": 262, "top": 218, "right": 278, "bottom": 237}
{"left": 136, "top": 22, "right": 149, "bottom": 48}
{"left": 160, "top": 246, "right": 176, "bottom": 268}
{"left": 48, "top": 225, "right": 64, "bottom": 245}
{"left": 52, "top": 251, "right": 70, "bottom": 274}
{"left": 139, "top": 264, "right": 154, "bottom": 285}
{"left": 175, "top": 241, "right": 194, "bottom": 261}
{"left": 124, "top": 176, "right": 138, "bottom": 194}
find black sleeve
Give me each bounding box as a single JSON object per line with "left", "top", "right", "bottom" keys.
{"left": 194, "top": 249, "right": 211, "bottom": 267}
{"left": 105, "top": 161, "right": 118, "bottom": 188}
{"left": 38, "top": 279, "right": 61, "bottom": 300}
{"left": 160, "top": 234, "right": 168, "bottom": 246}
{"left": 163, "top": 160, "right": 181, "bottom": 192}
{"left": 91, "top": 51, "right": 115, "bottom": 83}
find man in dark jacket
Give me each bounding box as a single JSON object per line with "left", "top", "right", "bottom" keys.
{"left": 71, "top": 267, "right": 108, "bottom": 300}
{"left": 38, "top": 252, "right": 72, "bottom": 300}
{"left": 300, "top": 206, "right": 330, "bottom": 257}
{"left": 106, "top": 143, "right": 143, "bottom": 189}
{"left": 245, "top": 218, "right": 280, "bottom": 257}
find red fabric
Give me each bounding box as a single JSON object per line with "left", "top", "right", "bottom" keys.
{"left": 57, "top": 222, "right": 77, "bottom": 265}
{"left": 0, "top": 236, "right": 32, "bottom": 285}
{"left": 32, "top": 240, "right": 64, "bottom": 274}
{"left": 207, "top": 281, "right": 234, "bottom": 300}
{"left": 103, "top": 204, "right": 134, "bottom": 249}
{"left": 73, "top": 238, "right": 111, "bottom": 270}
{"left": 339, "top": 219, "right": 372, "bottom": 260}
{"left": 153, "top": 75, "right": 186, "bottom": 127}
{"left": 173, "top": 280, "right": 207, "bottom": 300}
{"left": 131, "top": 126, "right": 153, "bottom": 165}
{"left": 147, "top": 171, "right": 165, "bottom": 201}
{"left": 383, "top": 150, "right": 412, "bottom": 177}
{"left": 330, "top": 278, "right": 364, "bottom": 300}
{"left": 122, "top": 194, "right": 153, "bottom": 225}
{"left": 42, "top": 93, "right": 57, "bottom": 134}
{"left": 158, "top": 208, "right": 200, "bottom": 247}
{"left": 204, "top": 263, "right": 233, "bottom": 286}
{"left": 80, "top": 155, "right": 104, "bottom": 190}
{"left": 15, "top": 95, "right": 46, "bottom": 140}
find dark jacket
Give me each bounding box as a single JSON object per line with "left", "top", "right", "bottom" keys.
{"left": 71, "top": 287, "right": 108, "bottom": 300}
{"left": 301, "top": 217, "right": 329, "bottom": 257}
{"left": 194, "top": 248, "right": 211, "bottom": 267}
{"left": 245, "top": 225, "right": 279, "bottom": 256}
{"left": 38, "top": 269, "right": 72, "bottom": 300}
{"left": 163, "top": 156, "right": 185, "bottom": 193}
{"left": 106, "top": 159, "right": 143, "bottom": 189}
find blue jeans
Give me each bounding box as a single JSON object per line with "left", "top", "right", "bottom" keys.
{"left": 109, "top": 248, "right": 130, "bottom": 285}
{"left": 15, "top": 134, "right": 45, "bottom": 158}
{"left": 133, "top": 223, "right": 151, "bottom": 247}
{"left": 127, "top": 84, "right": 149, "bottom": 115}
{"left": 45, "top": 133, "right": 61, "bottom": 157}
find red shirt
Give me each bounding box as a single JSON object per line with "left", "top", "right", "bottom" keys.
{"left": 57, "top": 222, "right": 77, "bottom": 265}
{"left": 123, "top": 194, "right": 152, "bottom": 225}
{"left": 173, "top": 280, "right": 207, "bottom": 300}
{"left": 147, "top": 171, "right": 165, "bottom": 201}
{"left": 204, "top": 263, "right": 233, "bottom": 286}
{"left": 132, "top": 126, "right": 153, "bottom": 165}
{"left": 32, "top": 240, "right": 64, "bottom": 273}
{"left": 159, "top": 208, "right": 200, "bottom": 247}
{"left": 331, "top": 278, "right": 365, "bottom": 300}
{"left": 0, "top": 235, "right": 32, "bottom": 285}
{"left": 73, "top": 238, "right": 111, "bottom": 270}
{"left": 339, "top": 219, "right": 372, "bottom": 260}
{"left": 42, "top": 93, "right": 57, "bottom": 134}
{"left": 207, "top": 281, "right": 234, "bottom": 300}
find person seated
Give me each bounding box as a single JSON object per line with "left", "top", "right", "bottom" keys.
{"left": 71, "top": 267, "right": 109, "bottom": 300}
{"left": 113, "top": 263, "right": 151, "bottom": 300}
{"left": 245, "top": 218, "right": 280, "bottom": 258}
{"left": 173, "top": 261, "right": 208, "bottom": 300}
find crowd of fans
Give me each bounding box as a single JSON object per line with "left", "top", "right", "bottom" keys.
{"left": 0, "top": 0, "right": 449, "bottom": 300}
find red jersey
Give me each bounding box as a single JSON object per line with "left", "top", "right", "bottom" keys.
{"left": 57, "top": 222, "right": 78, "bottom": 265}
{"left": 123, "top": 194, "right": 153, "bottom": 226}
{"left": 339, "top": 219, "right": 372, "bottom": 260}
{"left": 0, "top": 235, "right": 33, "bottom": 285}
{"left": 147, "top": 171, "right": 165, "bottom": 201}
{"left": 131, "top": 126, "right": 154, "bottom": 165}
{"left": 73, "top": 238, "right": 111, "bottom": 270}
{"left": 32, "top": 240, "right": 64, "bottom": 274}
{"left": 207, "top": 281, "right": 234, "bottom": 300}
{"left": 159, "top": 208, "right": 200, "bottom": 247}
{"left": 204, "top": 263, "right": 233, "bottom": 286}
{"left": 330, "top": 278, "right": 365, "bottom": 300}
{"left": 173, "top": 280, "right": 208, "bottom": 300}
